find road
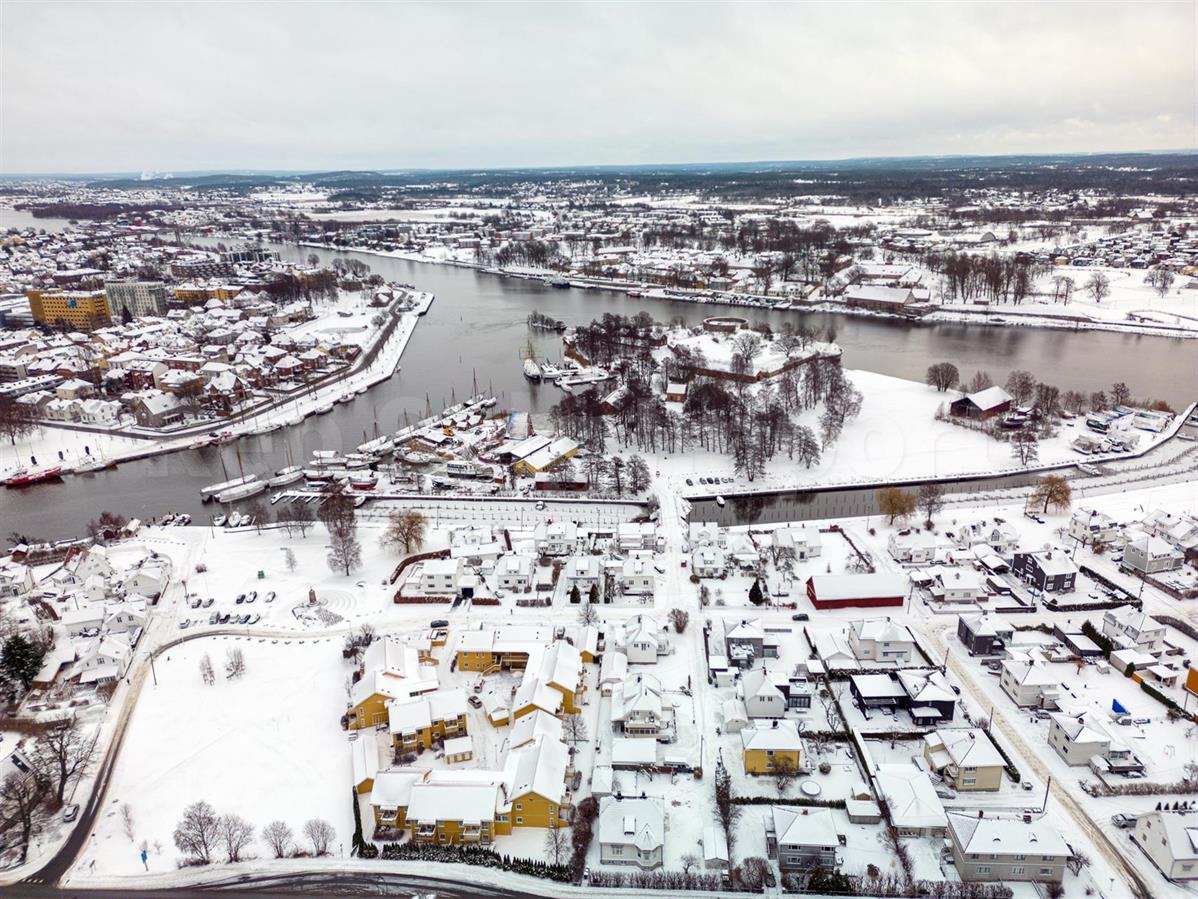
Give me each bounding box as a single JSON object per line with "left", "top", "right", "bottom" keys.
{"left": 922, "top": 625, "right": 1152, "bottom": 899}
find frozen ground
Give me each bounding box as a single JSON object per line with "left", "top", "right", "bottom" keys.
{"left": 74, "top": 635, "right": 353, "bottom": 877}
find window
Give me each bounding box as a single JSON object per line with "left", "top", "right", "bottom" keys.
{"left": 515, "top": 817, "right": 524, "bottom": 825}
{"left": 1039, "top": 868, "right": 1052, "bottom": 876}
{"left": 977, "top": 866, "right": 991, "bottom": 875}
{"left": 1011, "top": 866, "right": 1025, "bottom": 875}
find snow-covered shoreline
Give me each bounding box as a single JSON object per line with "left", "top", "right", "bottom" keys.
{"left": 293, "top": 240, "right": 1198, "bottom": 340}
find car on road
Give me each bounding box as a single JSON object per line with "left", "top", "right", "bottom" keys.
{"left": 468, "top": 695, "right": 483, "bottom": 709}
{"left": 791, "top": 613, "right": 809, "bottom": 621}
{"left": 1131, "top": 717, "right": 1151, "bottom": 725}
{"left": 534, "top": 500, "right": 545, "bottom": 511}
{"left": 1111, "top": 813, "right": 1135, "bottom": 829}
{"left": 63, "top": 804, "right": 79, "bottom": 822}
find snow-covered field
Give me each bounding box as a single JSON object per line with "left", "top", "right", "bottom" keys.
{"left": 76, "top": 635, "right": 353, "bottom": 877}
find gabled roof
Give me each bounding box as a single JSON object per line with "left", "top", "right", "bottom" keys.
{"left": 772, "top": 806, "right": 839, "bottom": 848}
{"left": 502, "top": 736, "right": 568, "bottom": 806}
{"left": 947, "top": 812, "right": 1069, "bottom": 857}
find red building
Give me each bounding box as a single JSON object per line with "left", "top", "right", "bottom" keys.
{"left": 806, "top": 573, "right": 906, "bottom": 610}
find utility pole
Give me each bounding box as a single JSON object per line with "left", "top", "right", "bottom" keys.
{"left": 1042, "top": 775, "right": 1051, "bottom": 815}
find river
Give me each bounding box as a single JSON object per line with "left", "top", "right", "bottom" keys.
{"left": 2, "top": 241, "right": 1195, "bottom": 539}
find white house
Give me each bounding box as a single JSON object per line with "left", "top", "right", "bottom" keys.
{"left": 999, "top": 661, "right": 1061, "bottom": 708}
{"left": 538, "top": 521, "right": 579, "bottom": 557}
{"left": 1102, "top": 608, "right": 1166, "bottom": 656}
{"left": 768, "top": 806, "right": 841, "bottom": 873}
{"left": 610, "top": 674, "right": 673, "bottom": 740}
{"left": 888, "top": 530, "right": 942, "bottom": 564}
{"left": 563, "top": 555, "right": 602, "bottom": 597}
{"left": 931, "top": 568, "right": 986, "bottom": 603}
{"left": 739, "top": 668, "right": 787, "bottom": 719}
{"left": 598, "top": 795, "right": 666, "bottom": 870}
{"left": 495, "top": 554, "right": 534, "bottom": 592}
{"left": 75, "top": 633, "right": 132, "bottom": 684}
{"left": 621, "top": 616, "right": 667, "bottom": 664}
{"left": 419, "top": 558, "right": 463, "bottom": 595}
{"left": 1124, "top": 536, "right": 1184, "bottom": 575}
{"left": 1134, "top": 810, "right": 1198, "bottom": 881}
{"left": 958, "top": 519, "right": 1020, "bottom": 556}
{"left": 848, "top": 618, "right": 915, "bottom": 664}
{"left": 1069, "top": 508, "right": 1122, "bottom": 546}
{"left": 691, "top": 546, "right": 726, "bottom": 578}
{"left": 599, "top": 650, "right": 629, "bottom": 696}
{"left": 618, "top": 557, "right": 655, "bottom": 597}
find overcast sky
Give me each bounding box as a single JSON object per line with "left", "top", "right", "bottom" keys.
{"left": 2, "top": 0, "right": 1195, "bottom": 174}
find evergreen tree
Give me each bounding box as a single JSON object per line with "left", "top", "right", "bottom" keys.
{"left": 748, "top": 579, "right": 764, "bottom": 605}
{"left": 1, "top": 634, "right": 45, "bottom": 690}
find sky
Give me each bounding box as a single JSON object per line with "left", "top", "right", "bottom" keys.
{"left": 2, "top": 0, "right": 1195, "bottom": 174}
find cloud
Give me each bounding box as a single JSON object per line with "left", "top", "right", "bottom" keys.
{"left": 2, "top": 0, "right": 1194, "bottom": 173}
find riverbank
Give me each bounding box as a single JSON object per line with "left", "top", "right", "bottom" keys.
{"left": 294, "top": 240, "right": 1198, "bottom": 340}
{"left": 0, "top": 295, "right": 425, "bottom": 478}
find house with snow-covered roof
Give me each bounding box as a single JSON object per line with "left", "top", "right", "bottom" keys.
{"left": 598, "top": 795, "right": 666, "bottom": 870}
{"left": 922, "top": 728, "right": 1004, "bottom": 791}
{"left": 947, "top": 813, "right": 1070, "bottom": 883}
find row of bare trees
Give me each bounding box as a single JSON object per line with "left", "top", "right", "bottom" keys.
{"left": 173, "top": 800, "right": 335, "bottom": 865}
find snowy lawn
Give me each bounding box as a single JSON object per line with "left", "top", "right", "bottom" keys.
{"left": 75, "top": 635, "right": 354, "bottom": 878}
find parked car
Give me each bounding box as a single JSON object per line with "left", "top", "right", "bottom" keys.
{"left": 265, "top": 591, "right": 276, "bottom": 603}
{"left": 209, "top": 612, "right": 219, "bottom": 625}
{"left": 791, "top": 613, "right": 809, "bottom": 621}
{"left": 235, "top": 594, "right": 245, "bottom": 604}
{"left": 247, "top": 591, "right": 257, "bottom": 603}
{"left": 468, "top": 695, "right": 483, "bottom": 709}
{"left": 203, "top": 598, "right": 215, "bottom": 608}
{"left": 685, "top": 478, "right": 693, "bottom": 486}
{"left": 62, "top": 804, "right": 79, "bottom": 822}
{"left": 430, "top": 619, "right": 449, "bottom": 629}
{"left": 1111, "top": 813, "right": 1135, "bottom": 829}
{"left": 1132, "top": 717, "right": 1151, "bottom": 725}
{"left": 190, "top": 598, "right": 202, "bottom": 609}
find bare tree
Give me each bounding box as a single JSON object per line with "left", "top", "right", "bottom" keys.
{"left": 1029, "top": 474, "right": 1072, "bottom": 514}
{"left": 225, "top": 646, "right": 246, "bottom": 679}
{"left": 877, "top": 487, "right": 916, "bottom": 525}
{"left": 381, "top": 509, "right": 427, "bottom": 555}
{"left": 34, "top": 716, "right": 98, "bottom": 804}
{"left": 262, "top": 820, "right": 293, "bottom": 858}
{"left": 543, "top": 824, "right": 568, "bottom": 866}
{"left": 0, "top": 395, "right": 37, "bottom": 446}
{"left": 916, "top": 483, "right": 945, "bottom": 527}
{"left": 327, "top": 528, "right": 362, "bottom": 577}
{"left": 965, "top": 370, "right": 994, "bottom": 393}
{"left": 925, "top": 362, "right": 960, "bottom": 392}
{"left": 577, "top": 599, "right": 598, "bottom": 626}
{"left": 1, "top": 770, "right": 46, "bottom": 863}
{"left": 738, "top": 856, "right": 770, "bottom": 890}
{"left": 173, "top": 800, "right": 220, "bottom": 864}
{"left": 121, "top": 802, "right": 136, "bottom": 841}
{"left": 1111, "top": 381, "right": 1132, "bottom": 406}
{"left": 1085, "top": 273, "right": 1110, "bottom": 302}
{"left": 219, "top": 813, "right": 255, "bottom": 862}
{"left": 1004, "top": 369, "right": 1037, "bottom": 406}
{"left": 561, "top": 714, "right": 588, "bottom": 746}
{"left": 199, "top": 653, "right": 215, "bottom": 686}
{"left": 303, "top": 818, "right": 335, "bottom": 856}
{"left": 680, "top": 853, "right": 701, "bottom": 875}
{"left": 668, "top": 608, "right": 689, "bottom": 633}
{"left": 283, "top": 548, "right": 297, "bottom": 573}
{"left": 243, "top": 500, "right": 268, "bottom": 534}
{"left": 1147, "top": 267, "right": 1174, "bottom": 297}
{"left": 773, "top": 755, "right": 798, "bottom": 794}
{"left": 1011, "top": 430, "right": 1040, "bottom": 467}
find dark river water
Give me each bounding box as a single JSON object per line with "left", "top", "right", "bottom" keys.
{"left": 2, "top": 240, "right": 1195, "bottom": 539}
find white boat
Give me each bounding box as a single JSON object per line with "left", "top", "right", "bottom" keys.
{"left": 311, "top": 450, "right": 348, "bottom": 468}
{"left": 344, "top": 453, "right": 373, "bottom": 469}
{"left": 716, "top": 495, "right": 726, "bottom": 507}
{"left": 314, "top": 403, "right": 334, "bottom": 415}
{"left": 1076, "top": 463, "right": 1100, "bottom": 476}
{"left": 267, "top": 466, "right": 304, "bottom": 487}
{"left": 212, "top": 514, "right": 227, "bottom": 527}
{"left": 352, "top": 495, "right": 367, "bottom": 508}
{"left": 75, "top": 457, "right": 114, "bottom": 473}
{"left": 403, "top": 451, "right": 434, "bottom": 465}
{"left": 540, "top": 360, "right": 565, "bottom": 381}
{"left": 200, "top": 474, "right": 258, "bottom": 501}
{"left": 523, "top": 358, "right": 543, "bottom": 381}
{"left": 358, "top": 435, "right": 395, "bottom": 455}
{"left": 350, "top": 471, "right": 378, "bottom": 490}
{"left": 216, "top": 479, "right": 266, "bottom": 503}
{"left": 336, "top": 393, "right": 355, "bottom": 405}
{"left": 481, "top": 397, "right": 497, "bottom": 408}
{"left": 355, "top": 386, "right": 368, "bottom": 395}
{"left": 226, "top": 512, "right": 242, "bottom": 528}
{"left": 558, "top": 368, "right": 611, "bottom": 391}
{"left": 446, "top": 460, "right": 478, "bottom": 478}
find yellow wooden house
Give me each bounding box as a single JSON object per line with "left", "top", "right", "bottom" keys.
{"left": 741, "top": 720, "right": 803, "bottom": 775}
{"left": 388, "top": 688, "right": 468, "bottom": 753}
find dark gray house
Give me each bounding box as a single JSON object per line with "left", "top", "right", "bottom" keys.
{"left": 956, "top": 613, "right": 1013, "bottom": 656}
{"left": 1012, "top": 549, "right": 1078, "bottom": 594}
